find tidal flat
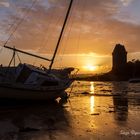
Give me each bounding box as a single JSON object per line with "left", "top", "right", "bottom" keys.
{"left": 0, "top": 81, "right": 140, "bottom": 140}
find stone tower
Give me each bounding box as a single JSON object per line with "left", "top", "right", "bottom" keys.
{"left": 112, "top": 44, "right": 127, "bottom": 73}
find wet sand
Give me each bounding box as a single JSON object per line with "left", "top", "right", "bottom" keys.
{"left": 0, "top": 81, "right": 140, "bottom": 140}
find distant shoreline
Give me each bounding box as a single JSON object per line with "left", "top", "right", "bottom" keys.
{"left": 73, "top": 71, "right": 140, "bottom": 82}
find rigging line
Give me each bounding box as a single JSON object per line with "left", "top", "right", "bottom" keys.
{"left": 37, "top": 7, "right": 64, "bottom": 68}
{"left": 8, "top": 49, "right": 15, "bottom": 67}
{"left": 16, "top": 52, "right": 21, "bottom": 63}
{"left": 76, "top": 0, "right": 87, "bottom": 68}
{"left": 49, "top": 0, "right": 74, "bottom": 70}
{"left": 56, "top": 0, "right": 76, "bottom": 68}
{"left": 39, "top": 7, "right": 62, "bottom": 52}
{"left": 55, "top": 16, "right": 71, "bottom": 67}
{"left": 60, "top": 0, "right": 79, "bottom": 57}
{"left": 45, "top": 5, "right": 71, "bottom": 68}
{"left": 38, "top": 8, "right": 65, "bottom": 69}
{"left": 38, "top": 9, "right": 55, "bottom": 51}
{"left": 57, "top": 0, "right": 79, "bottom": 68}
{"left": 4, "top": 0, "right": 38, "bottom": 46}
{"left": 5, "top": 1, "right": 22, "bottom": 34}
{"left": 51, "top": 17, "right": 63, "bottom": 68}
{"left": 0, "top": 46, "right": 3, "bottom": 53}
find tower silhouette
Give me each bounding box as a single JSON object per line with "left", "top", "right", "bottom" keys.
{"left": 112, "top": 44, "right": 127, "bottom": 74}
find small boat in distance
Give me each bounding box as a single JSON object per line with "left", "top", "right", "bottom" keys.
{"left": 129, "top": 78, "right": 140, "bottom": 83}
{"left": 0, "top": 0, "right": 75, "bottom": 100}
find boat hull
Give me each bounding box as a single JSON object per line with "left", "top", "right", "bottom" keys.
{"left": 0, "top": 85, "right": 67, "bottom": 100}
{"left": 0, "top": 63, "right": 74, "bottom": 100}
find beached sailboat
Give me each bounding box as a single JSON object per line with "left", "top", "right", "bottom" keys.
{"left": 0, "top": 0, "right": 75, "bottom": 100}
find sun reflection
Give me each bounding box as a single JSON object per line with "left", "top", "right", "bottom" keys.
{"left": 90, "top": 82, "right": 95, "bottom": 113}
{"left": 90, "top": 82, "right": 94, "bottom": 94}
{"left": 90, "top": 96, "right": 95, "bottom": 114}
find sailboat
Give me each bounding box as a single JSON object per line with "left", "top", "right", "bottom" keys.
{"left": 0, "top": 0, "right": 75, "bottom": 100}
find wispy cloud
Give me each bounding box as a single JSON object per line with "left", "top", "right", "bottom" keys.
{"left": 0, "top": 0, "right": 140, "bottom": 55}
{"left": 0, "top": 2, "right": 10, "bottom": 8}
{"left": 120, "top": 0, "right": 134, "bottom": 6}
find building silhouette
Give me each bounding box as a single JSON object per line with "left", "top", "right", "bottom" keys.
{"left": 75, "top": 43, "right": 140, "bottom": 81}
{"left": 112, "top": 44, "right": 127, "bottom": 74}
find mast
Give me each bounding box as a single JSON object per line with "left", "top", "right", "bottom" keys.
{"left": 3, "top": 0, "right": 73, "bottom": 68}
{"left": 49, "top": 0, "right": 73, "bottom": 70}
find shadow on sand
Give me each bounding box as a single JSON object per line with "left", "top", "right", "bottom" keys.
{"left": 0, "top": 98, "right": 71, "bottom": 140}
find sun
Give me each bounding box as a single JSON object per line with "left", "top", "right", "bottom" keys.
{"left": 83, "top": 64, "right": 98, "bottom": 71}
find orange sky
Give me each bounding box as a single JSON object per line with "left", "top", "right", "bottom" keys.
{"left": 0, "top": 0, "right": 140, "bottom": 73}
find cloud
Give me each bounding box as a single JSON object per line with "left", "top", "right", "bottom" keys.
{"left": 0, "top": 2, "right": 10, "bottom": 7}
{"left": 0, "top": 0, "right": 140, "bottom": 56}
{"left": 120, "top": 0, "right": 134, "bottom": 6}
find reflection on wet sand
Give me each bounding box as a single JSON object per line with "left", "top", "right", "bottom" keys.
{"left": 90, "top": 96, "right": 95, "bottom": 114}
{"left": 90, "top": 82, "right": 95, "bottom": 94}
{"left": 90, "top": 82, "right": 95, "bottom": 114}
{"left": 113, "top": 96, "right": 128, "bottom": 122}
{"left": 112, "top": 82, "right": 128, "bottom": 123}
{"left": 0, "top": 81, "right": 140, "bottom": 140}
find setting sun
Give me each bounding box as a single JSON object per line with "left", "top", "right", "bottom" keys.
{"left": 83, "top": 64, "right": 98, "bottom": 71}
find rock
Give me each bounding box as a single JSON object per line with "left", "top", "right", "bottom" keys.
{"left": 109, "top": 106, "right": 114, "bottom": 108}
{"left": 81, "top": 92, "right": 89, "bottom": 95}
{"left": 108, "top": 110, "right": 115, "bottom": 113}
{"left": 91, "top": 113, "right": 100, "bottom": 115}
{"left": 86, "top": 129, "right": 92, "bottom": 132}
{"left": 19, "top": 127, "right": 40, "bottom": 132}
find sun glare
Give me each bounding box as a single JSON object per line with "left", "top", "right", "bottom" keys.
{"left": 83, "top": 64, "right": 98, "bottom": 71}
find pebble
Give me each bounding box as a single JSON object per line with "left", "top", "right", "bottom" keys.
{"left": 91, "top": 113, "right": 100, "bottom": 115}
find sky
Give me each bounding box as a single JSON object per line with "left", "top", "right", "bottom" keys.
{"left": 0, "top": 0, "right": 140, "bottom": 73}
